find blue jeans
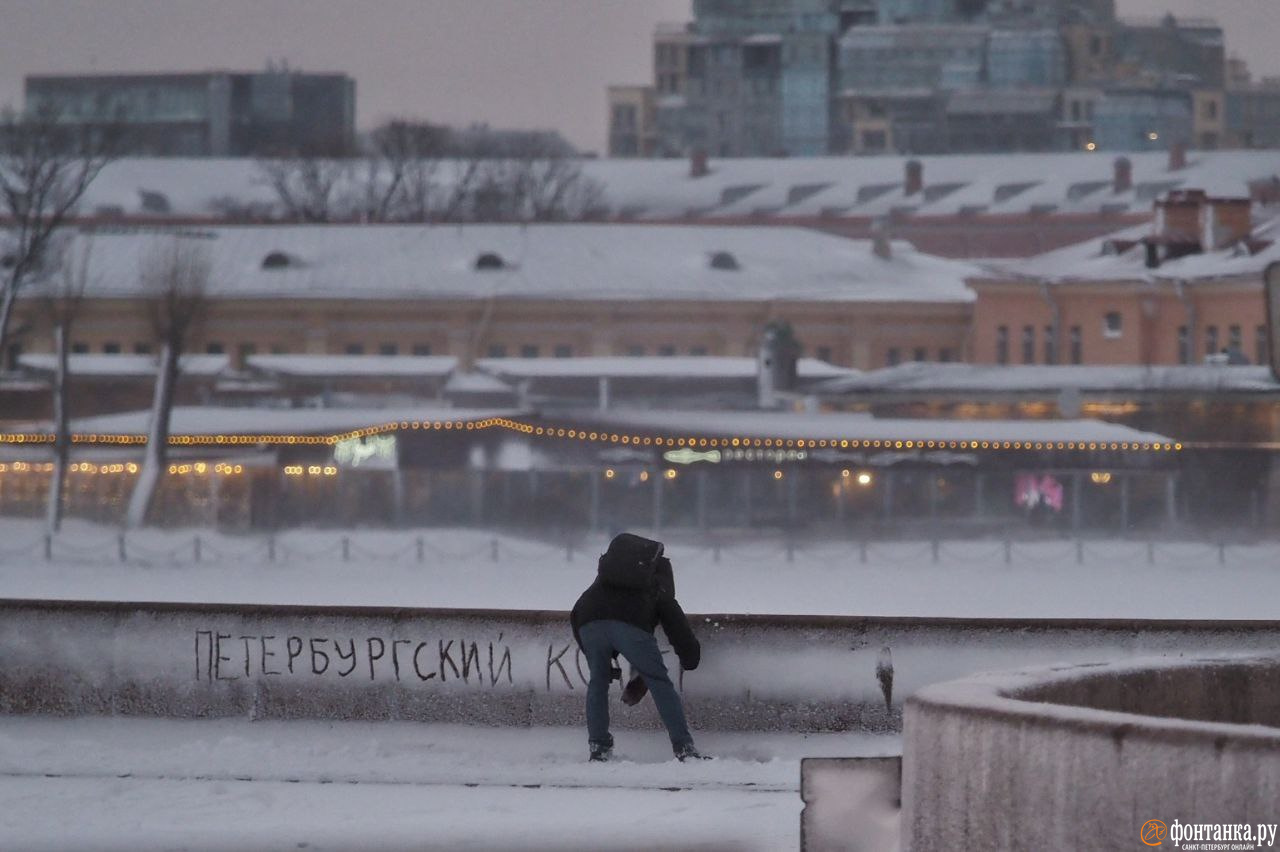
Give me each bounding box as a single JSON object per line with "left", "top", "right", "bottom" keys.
{"left": 578, "top": 619, "right": 694, "bottom": 752}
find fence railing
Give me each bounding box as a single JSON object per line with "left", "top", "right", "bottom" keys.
{"left": 0, "top": 531, "right": 1272, "bottom": 570}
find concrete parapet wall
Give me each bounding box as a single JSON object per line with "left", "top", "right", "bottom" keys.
{"left": 902, "top": 656, "right": 1280, "bottom": 851}
{"left": 3, "top": 598, "right": 1280, "bottom": 733}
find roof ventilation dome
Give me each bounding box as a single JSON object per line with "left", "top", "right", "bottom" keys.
{"left": 261, "top": 251, "right": 294, "bottom": 270}
{"left": 709, "top": 250, "right": 740, "bottom": 271}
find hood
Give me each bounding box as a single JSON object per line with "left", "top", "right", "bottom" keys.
{"left": 597, "top": 533, "right": 664, "bottom": 590}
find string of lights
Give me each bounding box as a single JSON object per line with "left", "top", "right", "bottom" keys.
{"left": 0, "top": 416, "right": 1184, "bottom": 453}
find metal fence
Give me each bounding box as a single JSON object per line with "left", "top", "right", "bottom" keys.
{"left": 0, "top": 530, "right": 1271, "bottom": 569}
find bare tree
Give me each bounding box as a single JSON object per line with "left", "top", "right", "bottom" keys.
{"left": 0, "top": 104, "right": 116, "bottom": 369}
{"left": 466, "top": 132, "right": 604, "bottom": 222}
{"left": 357, "top": 120, "right": 449, "bottom": 222}
{"left": 39, "top": 235, "right": 93, "bottom": 532}
{"left": 256, "top": 155, "right": 351, "bottom": 223}
{"left": 125, "top": 238, "right": 212, "bottom": 528}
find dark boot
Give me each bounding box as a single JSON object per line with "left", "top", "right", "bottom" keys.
{"left": 674, "top": 742, "right": 710, "bottom": 762}
{"left": 589, "top": 738, "right": 614, "bottom": 762}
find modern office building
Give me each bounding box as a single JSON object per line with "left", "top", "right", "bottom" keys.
{"left": 608, "top": 1, "right": 1242, "bottom": 156}
{"left": 24, "top": 69, "right": 357, "bottom": 157}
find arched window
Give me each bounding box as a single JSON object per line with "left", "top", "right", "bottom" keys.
{"left": 474, "top": 252, "right": 506, "bottom": 271}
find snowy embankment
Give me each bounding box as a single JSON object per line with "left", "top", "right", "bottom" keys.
{"left": 0, "top": 716, "right": 894, "bottom": 852}
{"left": 1, "top": 518, "right": 1279, "bottom": 620}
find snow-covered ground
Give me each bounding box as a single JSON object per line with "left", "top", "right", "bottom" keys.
{"left": 0, "top": 716, "right": 895, "bottom": 851}
{"left": 2, "top": 516, "right": 1275, "bottom": 849}
{"left": 2, "top": 518, "right": 1279, "bottom": 619}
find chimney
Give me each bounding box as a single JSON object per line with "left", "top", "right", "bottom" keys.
{"left": 1113, "top": 157, "right": 1132, "bottom": 194}
{"left": 904, "top": 159, "right": 923, "bottom": 196}
{"left": 1199, "top": 197, "right": 1252, "bottom": 250}
{"left": 1155, "top": 189, "right": 1205, "bottom": 244}
{"left": 1168, "top": 141, "right": 1187, "bottom": 171}
{"left": 757, "top": 321, "right": 800, "bottom": 409}
{"left": 689, "top": 148, "right": 709, "bottom": 179}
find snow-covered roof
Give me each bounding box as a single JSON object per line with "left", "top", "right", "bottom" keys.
{"left": 475, "top": 356, "right": 855, "bottom": 381}
{"left": 10, "top": 403, "right": 1174, "bottom": 447}
{"left": 72, "top": 151, "right": 1280, "bottom": 222}
{"left": 817, "top": 362, "right": 1280, "bottom": 395}
{"left": 34, "top": 224, "right": 979, "bottom": 304}
{"left": 561, "top": 409, "right": 1174, "bottom": 446}
{"left": 247, "top": 355, "right": 458, "bottom": 378}
{"left": 979, "top": 216, "right": 1280, "bottom": 282}
{"left": 61, "top": 406, "right": 521, "bottom": 437}
{"left": 18, "top": 353, "right": 229, "bottom": 377}
{"left": 444, "top": 372, "right": 514, "bottom": 393}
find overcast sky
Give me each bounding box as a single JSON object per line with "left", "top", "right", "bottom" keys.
{"left": 0, "top": 0, "right": 1275, "bottom": 155}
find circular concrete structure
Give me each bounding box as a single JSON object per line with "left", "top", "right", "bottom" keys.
{"left": 902, "top": 656, "right": 1280, "bottom": 851}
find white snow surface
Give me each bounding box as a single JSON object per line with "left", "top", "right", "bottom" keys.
{"left": 1, "top": 519, "right": 1276, "bottom": 619}
{"left": 818, "top": 362, "right": 1280, "bottom": 395}
{"left": 0, "top": 716, "right": 892, "bottom": 851}
{"left": 982, "top": 214, "right": 1280, "bottom": 282}
{"left": 76, "top": 151, "right": 1280, "bottom": 220}
{"left": 476, "top": 356, "right": 853, "bottom": 380}
{"left": 18, "top": 353, "right": 230, "bottom": 377}
{"left": 54, "top": 405, "right": 520, "bottom": 437}
{"left": 28, "top": 223, "right": 981, "bottom": 304}
{"left": 247, "top": 354, "right": 459, "bottom": 377}
{"left": 572, "top": 409, "right": 1173, "bottom": 445}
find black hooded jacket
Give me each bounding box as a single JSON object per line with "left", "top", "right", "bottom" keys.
{"left": 570, "top": 533, "right": 701, "bottom": 671}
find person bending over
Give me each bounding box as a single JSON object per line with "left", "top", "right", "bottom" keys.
{"left": 571, "top": 533, "right": 704, "bottom": 762}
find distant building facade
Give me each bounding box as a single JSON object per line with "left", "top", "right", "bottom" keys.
{"left": 606, "top": 86, "right": 657, "bottom": 157}
{"left": 24, "top": 69, "right": 356, "bottom": 157}
{"left": 967, "top": 190, "right": 1273, "bottom": 369}
{"left": 606, "top": 1, "right": 1249, "bottom": 156}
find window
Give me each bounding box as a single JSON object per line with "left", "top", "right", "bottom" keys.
{"left": 939, "top": 348, "right": 954, "bottom": 363}
{"left": 1069, "top": 326, "right": 1082, "bottom": 364}
{"left": 72, "top": 342, "right": 89, "bottom": 354}
{"left": 1228, "top": 325, "right": 1242, "bottom": 352}
{"left": 1043, "top": 325, "right": 1056, "bottom": 365}
{"left": 1205, "top": 100, "right": 1218, "bottom": 120}
{"left": 237, "top": 343, "right": 256, "bottom": 362}
{"left": 1258, "top": 325, "right": 1270, "bottom": 367}
{"left": 487, "top": 344, "right": 507, "bottom": 358}
{"left": 995, "top": 326, "right": 1009, "bottom": 365}
{"left": 379, "top": 343, "right": 398, "bottom": 356}
{"left": 134, "top": 342, "right": 152, "bottom": 355}
{"left": 271, "top": 345, "right": 287, "bottom": 355}
{"left": 553, "top": 344, "right": 572, "bottom": 358}
{"left": 520, "top": 344, "right": 539, "bottom": 359}
{"left": 1089, "top": 35, "right": 1102, "bottom": 56}
{"left": 815, "top": 346, "right": 832, "bottom": 363}
{"left": 345, "top": 343, "right": 365, "bottom": 355}
{"left": 1205, "top": 325, "right": 1219, "bottom": 357}
{"left": 627, "top": 345, "right": 645, "bottom": 357}
{"left": 1103, "top": 312, "right": 1122, "bottom": 338}
{"left": 913, "top": 347, "right": 927, "bottom": 362}
{"left": 886, "top": 347, "right": 900, "bottom": 367}
{"left": 206, "top": 342, "right": 225, "bottom": 355}
{"left": 1021, "top": 325, "right": 1035, "bottom": 364}
{"left": 412, "top": 344, "right": 432, "bottom": 356}
{"left": 657, "top": 345, "right": 676, "bottom": 357}
{"left": 861, "top": 130, "right": 887, "bottom": 151}
{"left": 102, "top": 342, "right": 121, "bottom": 354}
{"left": 1177, "top": 326, "right": 1190, "bottom": 364}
